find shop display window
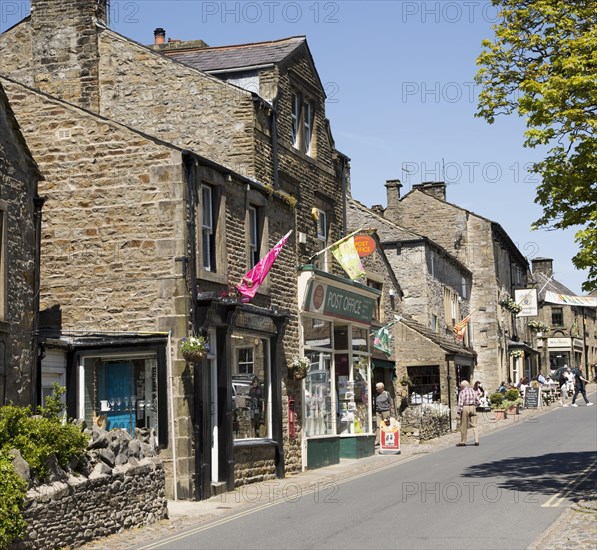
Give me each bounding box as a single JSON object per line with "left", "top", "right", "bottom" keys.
{"left": 232, "top": 332, "right": 270, "bottom": 440}
{"left": 83, "top": 356, "right": 158, "bottom": 435}
{"left": 304, "top": 350, "right": 332, "bottom": 436}
{"left": 302, "top": 316, "right": 372, "bottom": 438}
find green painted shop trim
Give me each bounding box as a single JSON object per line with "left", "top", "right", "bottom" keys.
{"left": 339, "top": 435, "right": 376, "bottom": 459}
{"left": 306, "top": 437, "right": 340, "bottom": 470}
{"left": 372, "top": 359, "right": 395, "bottom": 369}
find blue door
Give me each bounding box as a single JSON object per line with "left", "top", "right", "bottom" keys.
{"left": 98, "top": 361, "right": 135, "bottom": 432}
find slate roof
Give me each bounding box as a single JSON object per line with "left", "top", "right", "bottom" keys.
{"left": 164, "top": 36, "right": 306, "bottom": 72}
{"left": 533, "top": 271, "right": 577, "bottom": 301}
{"left": 400, "top": 316, "right": 476, "bottom": 357}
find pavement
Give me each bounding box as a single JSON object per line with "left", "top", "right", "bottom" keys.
{"left": 83, "top": 385, "right": 597, "bottom": 550}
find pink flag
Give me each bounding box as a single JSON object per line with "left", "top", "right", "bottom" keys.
{"left": 236, "top": 230, "right": 292, "bottom": 303}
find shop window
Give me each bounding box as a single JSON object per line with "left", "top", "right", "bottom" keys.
{"left": 551, "top": 307, "right": 564, "bottom": 327}
{"left": 304, "top": 318, "right": 331, "bottom": 348}
{"left": 236, "top": 347, "right": 254, "bottom": 375}
{"left": 232, "top": 333, "right": 270, "bottom": 440}
{"left": 0, "top": 204, "right": 5, "bottom": 321}
{"left": 201, "top": 184, "right": 216, "bottom": 271}
{"left": 82, "top": 356, "right": 158, "bottom": 438}
{"left": 304, "top": 350, "right": 333, "bottom": 436}
{"left": 407, "top": 365, "right": 440, "bottom": 404}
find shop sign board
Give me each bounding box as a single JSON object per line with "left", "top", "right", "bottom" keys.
{"left": 235, "top": 312, "right": 277, "bottom": 334}
{"left": 303, "top": 280, "right": 375, "bottom": 324}
{"left": 514, "top": 289, "right": 538, "bottom": 317}
{"left": 548, "top": 337, "right": 571, "bottom": 349}
{"left": 380, "top": 419, "right": 401, "bottom": 454}
{"left": 354, "top": 235, "right": 376, "bottom": 257}
{"left": 524, "top": 387, "right": 539, "bottom": 409}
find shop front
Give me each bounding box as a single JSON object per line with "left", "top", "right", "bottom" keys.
{"left": 544, "top": 337, "right": 584, "bottom": 371}
{"left": 42, "top": 335, "right": 170, "bottom": 449}
{"left": 298, "top": 266, "right": 381, "bottom": 469}
{"left": 195, "top": 298, "right": 288, "bottom": 498}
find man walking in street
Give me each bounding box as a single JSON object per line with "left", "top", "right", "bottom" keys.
{"left": 571, "top": 367, "right": 593, "bottom": 407}
{"left": 374, "top": 382, "right": 394, "bottom": 446}
{"left": 456, "top": 380, "right": 480, "bottom": 446}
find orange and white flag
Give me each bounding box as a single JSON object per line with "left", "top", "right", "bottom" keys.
{"left": 453, "top": 314, "right": 472, "bottom": 342}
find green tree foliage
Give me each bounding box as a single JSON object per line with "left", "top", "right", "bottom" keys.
{"left": 0, "top": 386, "right": 89, "bottom": 545}
{"left": 475, "top": 0, "right": 597, "bottom": 291}
{"left": 0, "top": 454, "right": 27, "bottom": 547}
{"left": 0, "top": 398, "right": 88, "bottom": 480}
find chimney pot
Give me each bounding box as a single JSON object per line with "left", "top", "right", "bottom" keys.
{"left": 154, "top": 28, "right": 166, "bottom": 45}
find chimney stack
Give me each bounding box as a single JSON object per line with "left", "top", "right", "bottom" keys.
{"left": 531, "top": 257, "right": 554, "bottom": 278}
{"left": 154, "top": 28, "right": 166, "bottom": 45}
{"left": 382, "top": 179, "right": 402, "bottom": 223}
{"left": 413, "top": 181, "right": 446, "bottom": 201}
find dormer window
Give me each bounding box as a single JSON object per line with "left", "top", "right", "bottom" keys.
{"left": 290, "top": 90, "right": 315, "bottom": 156}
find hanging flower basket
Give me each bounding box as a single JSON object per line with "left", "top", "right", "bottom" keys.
{"left": 500, "top": 297, "right": 522, "bottom": 314}
{"left": 510, "top": 349, "right": 524, "bottom": 358}
{"left": 528, "top": 320, "right": 549, "bottom": 332}
{"left": 289, "top": 356, "right": 310, "bottom": 380}
{"left": 180, "top": 336, "right": 210, "bottom": 362}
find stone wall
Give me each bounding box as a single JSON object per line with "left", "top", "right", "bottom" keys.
{"left": 390, "top": 190, "right": 510, "bottom": 392}
{"left": 12, "top": 460, "right": 167, "bottom": 549}
{"left": 29, "top": 0, "right": 107, "bottom": 111}
{"left": 0, "top": 82, "right": 39, "bottom": 406}
{"left": 1, "top": 77, "right": 198, "bottom": 495}
{"left": 1, "top": 78, "right": 187, "bottom": 335}
{"left": 98, "top": 30, "right": 257, "bottom": 178}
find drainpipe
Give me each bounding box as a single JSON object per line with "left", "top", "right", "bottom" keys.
{"left": 31, "top": 196, "right": 46, "bottom": 412}
{"left": 270, "top": 94, "right": 280, "bottom": 190}
{"left": 167, "top": 331, "right": 178, "bottom": 500}
{"left": 341, "top": 156, "right": 348, "bottom": 236}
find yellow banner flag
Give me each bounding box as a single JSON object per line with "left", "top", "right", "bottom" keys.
{"left": 331, "top": 237, "right": 366, "bottom": 280}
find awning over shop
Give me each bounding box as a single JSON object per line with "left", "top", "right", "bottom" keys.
{"left": 372, "top": 359, "right": 395, "bottom": 369}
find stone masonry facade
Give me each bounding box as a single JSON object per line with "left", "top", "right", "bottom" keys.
{"left": 384, "top": 184, "right": 531, "bottom": 392}
{"left": 0, "top": 82, "right": 40, "bottom": 406}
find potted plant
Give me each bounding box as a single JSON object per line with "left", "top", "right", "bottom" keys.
{"left": 289, "top": 356, "right": 310, "bottom": 380}
{"left": 489, "top": 392, "right": 507, "bottom": 420}
{"left": 503, "top": 388, "right": 522, "bottom": 414}
{"left": 180, "top": 335, "right": 210, "bottom": 362}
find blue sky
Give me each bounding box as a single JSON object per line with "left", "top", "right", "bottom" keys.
{"left": 1, "top": 0, "right": 588, "bottom": 293}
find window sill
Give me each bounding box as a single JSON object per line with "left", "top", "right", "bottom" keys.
{"left": 233, "top": 438, "right": 278, "bottom": 448}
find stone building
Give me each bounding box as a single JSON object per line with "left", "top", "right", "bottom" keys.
{"left": 377, "top": 180, "right": 535, "bottom": 393}
{"left": 347, "top": 194, "right": 475, "bottom": 419}
{"left": 0, "top": 81, "right": 42, "bottom": 407}
{"left": 530, "top": 258, "right": 597, "bottom": 374}
{"left": 0, "top": 0, "right": 384, "bottom": 494}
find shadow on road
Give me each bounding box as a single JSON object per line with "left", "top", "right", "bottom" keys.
{"left": 461, "top": 451, "right": 596, "bottom": 502}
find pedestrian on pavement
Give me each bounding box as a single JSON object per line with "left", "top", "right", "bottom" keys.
{"left": 564, "top": 366, "right": 575, "bottom": 396}
{"left": 374, "top": 382, "right": 394, "bottom": 445}
{"left": 558, "top": 370, "right": 569, "bottom": 407}
{"left": 571, "top": 367, "right": 593, "bottom": 407}
{"left": 456, "top": 380, "right": 479, "bottom": 447}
